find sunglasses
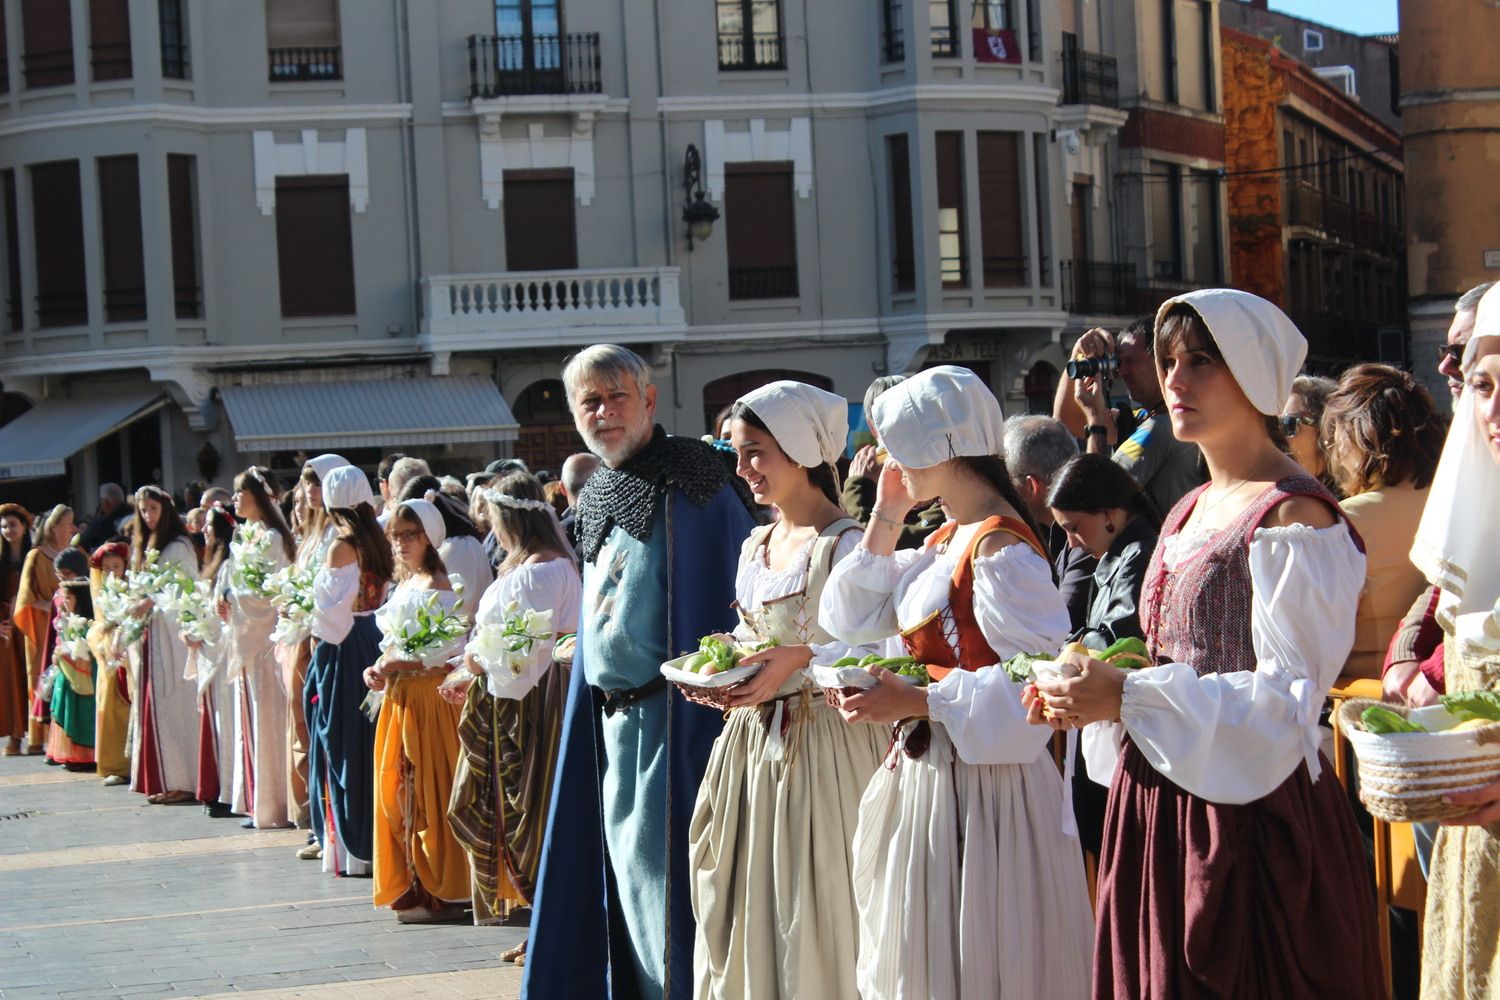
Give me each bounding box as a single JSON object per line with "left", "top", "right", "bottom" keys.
{"left": 1438, "top": 343, "right": 1465, "bottom": 365}
{"left": 1279, "top": 414, "right": 1314, "bottom": 436}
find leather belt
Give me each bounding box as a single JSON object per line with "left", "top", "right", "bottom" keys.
{"left": 599, "top": 675, "right": 667, "bottom": 718}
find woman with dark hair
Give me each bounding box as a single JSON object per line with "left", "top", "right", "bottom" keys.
{"left": 1032, "top": 289, "right": 1382, "bottom": 998}
{"left": 304, "top": 466, "right": 390, "bottom": 874}
{"left": 1046, "top": 453, "right": 1161, "bottom": 650}
{"left": 219, "top": 467, "right": 296, "bottom": 829}
{"left": 820, "top": 366, "right": 1091, "bottom": 997}
{"left": 1281, "top": 374, "right": 1340, "bottom": 495}
{"left": 15, "top": 504, "right": 72, "bottom": 753}
{"left": 398, "top": 474, "right": 493, "bottom": 619}
{"left": 449, "top": 471, "right": 579, "bottom": 946}
{"left": 686, "top": 383, "right": 885, "bottom": 999}
{"left": 47, "top": 576, "right": 98, "bottom": 771}
{"left": 190, "top": 506, "right": 236, "bottom": 815}
{"left": 0, "top": 503, "right": 33, "bottom": 755}
{"left": 363, "top": 499, "right": 470, "bottom": 922}
{"left": 126, "top": 486, "right": 201, "bottom": 804}
{"left": 1321, "top": 364, "right": 1446, "bottom": 681}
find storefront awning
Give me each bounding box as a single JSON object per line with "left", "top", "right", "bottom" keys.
{"left": 220, "top": 376, "right": 520, "bottom": 452}
{"left": 0, "top": 392, "right": 166, "bottom": 481}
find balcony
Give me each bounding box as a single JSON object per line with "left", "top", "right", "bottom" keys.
{"left": 1062, "top": 260, "right": 1136, "bottom": 315}
{"left": 729, "top": 265, "right": 799, "bottom": 300}
{"left": 422, "top": 267, "right": 686, "bottom": 352}
{"left": 717, "top": 32, "right": 785, "bottom": 71}
{"left": 468, "top": 33, "right": 602, "bottom": 97}
{"left": 268, "top": 46, "right": 342, "bottom": 82}
{"left": 1060, "top": 34, "right": 1118, "bottom": 107}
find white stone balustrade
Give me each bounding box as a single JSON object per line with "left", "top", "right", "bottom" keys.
{"left": 421, "top": 267, "right": 686, "bottom": 350}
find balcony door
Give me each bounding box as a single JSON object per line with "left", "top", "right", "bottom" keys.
{"left": 494, "top": 0, "right": 562, "bottom": 92}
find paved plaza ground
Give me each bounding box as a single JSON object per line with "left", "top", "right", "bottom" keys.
{"left": 0, "top": 755, "right": 525, "bottom": 998}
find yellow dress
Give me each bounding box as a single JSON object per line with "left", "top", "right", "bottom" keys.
{"left": 87, "top": 619, "right": 130, "bottom": 779}
{"left": 1422, "top": 636, "right": 1500, "bottom": 999}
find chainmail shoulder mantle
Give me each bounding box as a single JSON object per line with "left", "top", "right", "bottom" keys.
{"left": 574, "top": 427, "right": 754, "bottom": 564}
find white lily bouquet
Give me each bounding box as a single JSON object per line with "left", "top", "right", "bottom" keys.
{"left": 265, "top": 564, "right": 317, "bottom": 646}
{"left": 53, "top": 612, "right": 92, "bottom": 665}
{"left": 467, "top": 602, "right": 556, "bottom": 678}
{"left": 95, "top": 574, "right": 147, "bottom": 652}
{"left": 376, "top": 589, "right": 471, "bottom": 668}
{"left": 160, "top": 577, "right": 224, "bottom": 649}
{"left": 229, "top": 522, "right": 279, "bottom": 599}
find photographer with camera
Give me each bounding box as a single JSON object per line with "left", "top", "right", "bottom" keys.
{"left": 1053, "top": 318, "right": 1204, "bottom": 517}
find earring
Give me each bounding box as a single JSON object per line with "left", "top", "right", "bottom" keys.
{"left": 1105, "top": 522, "right": 1116, "bottom": 534}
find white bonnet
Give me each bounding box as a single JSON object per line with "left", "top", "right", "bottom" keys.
{"left": 870, "top": 365, "right": 1004, "bottom": 470}
{"left": 307, "top": 453, "right": 350, "bottom": 483}
{"left": 320, "top": 466, "right": 374, "bottom": 511}
{"left": 397, "top": 497, "right": 446, "bottom": 548}
{"left": 735, "top": 380, "right": 849, "bottom": 468}
{"left": 1154, "top": 289, "right": 1307, "bottom": 416}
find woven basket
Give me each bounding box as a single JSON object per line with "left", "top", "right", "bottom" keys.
{"left": 1337, "top": 697, "right": 1500, "bottom": 823}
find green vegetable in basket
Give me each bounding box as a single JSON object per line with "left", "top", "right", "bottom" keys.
{"left": 1000, "top": 652, "right": 1049, "bottom": 683}
{"left": 1360, "top": 704, "right": 1428, "bottom": 735}
{"left": 831, "top": 655, "right": 863, "bottom": 669}
{"left": 682, "top": 651, "right": 713, "bottom": 674}
{"left": 1100, "top": 636, "right": 1152, "bottom": 670}
{"left": 1439, "top": 690, "right": 1500, "bottom": 724}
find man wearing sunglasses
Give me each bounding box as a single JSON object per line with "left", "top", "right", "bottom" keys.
{"left": 1440, "top": 281, "right": 1495, "bottom": 400}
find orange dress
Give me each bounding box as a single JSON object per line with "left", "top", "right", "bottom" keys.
{"left": 13, "top": 548, "right": 60, "bottom": 748}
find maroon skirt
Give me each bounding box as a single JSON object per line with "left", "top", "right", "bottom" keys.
{"left": 1093, "top": 739, "right": 1384, "bottom": 999}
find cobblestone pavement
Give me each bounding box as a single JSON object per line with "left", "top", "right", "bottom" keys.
{"left": 0, "top": 756, "right": 524, "bottom": 998}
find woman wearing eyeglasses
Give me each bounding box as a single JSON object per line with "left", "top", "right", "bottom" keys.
{"left": 1279, "top": 374, "right": 1340, "bottom": 496}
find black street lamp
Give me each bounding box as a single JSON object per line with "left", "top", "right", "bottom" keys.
{"left": 682, "top": 144, "right": 720, "bottom": 249}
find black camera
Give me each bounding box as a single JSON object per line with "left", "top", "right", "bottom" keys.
{"left": 1066, "top": 356, "right": 1119, "bottom": 380}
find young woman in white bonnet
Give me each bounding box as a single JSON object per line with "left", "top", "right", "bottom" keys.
{"left": 684, "top": 381, "right": 886, "bottom": 1000}
{"left": 1032, "top": 289, "right": 1382, "bottom": 998}
{"left": 819, "top": 365, "right": 1091, "bottom": 999}
{"left": 1412, "top": 283, "right": 1500, "bottom": 998}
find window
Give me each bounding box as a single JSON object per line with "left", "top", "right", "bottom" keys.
{"left": 1148, "top": 161, "right": 1183, "bottom": 282}
{"left": 29, "top": 161, "right": 88, "bottom": 328}
{"left": 274, "top": 176, "right": 355, "bottom": 317}
{"left": 929, "top": 0, "right": 957, "bottom": 57}
{"left": 502, "top": 170, "right": 577, "bottom": 272}
{"left": 724, "top": 163, "right": 799, "bottom": 300}
{"left": 2, "top": 171, "right": 20, "bottom": 331}
{"left": 1303, "top": 28, "right": 1323, "bottom": 52}
{"left": 887, "top": 135, "right": 915, "bottom": 292}
{"left": 266, "top": 0, "right": 341, "bottom": 81}
{"left": 1188, "top": 170, "right": 1221, "bottom": 283}
{"left": 97, "top": 156, "right": 146, "bottom": 323}
{"left": 717, "top": 0, "right": 784, "bottom": 70}
{"left": 159, "top": 0, "right": 188, "bottom": 79}
{"left": 89, "top": 0, "right": 132, "bottom": 81}
{"left": 977, "top": 132, "right": 1024, "bottom": 288}
{"left": 1173, "top": 0, "right": 1213, "bottom": 112}
{"left": 935, "top": 132, "right": 967, "bottom": 288}
{"left": 1032, "top": 133, "right": 1050, "bottom": 284}
{"left": 971, "top": 0, "right": 1012, "bottom": 29}
{"left": 1313, "top": 65, "right": 1357, "bottom": 97}
{"left": 485, "top": 0, "right": 569, "bottom": 93}
{"left": 882, "top": 0, "right": 904, "bottom": 63}
{"left": 21, "top": 0, "right": 74, "bottom": 89}
{"left": 167, "top": 155, "right": 201, "bottom": 319}
{"left": 0, "top": 7, "right": 10, "bottom": 94}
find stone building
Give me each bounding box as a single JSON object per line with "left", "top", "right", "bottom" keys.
{"left": 1221, "top": 27, "right": 1405, "bottom": 372}
{"left": 0, "top": 0, "right": 1231, "bottom": 506}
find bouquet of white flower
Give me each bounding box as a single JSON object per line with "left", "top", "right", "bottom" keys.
{"left": 52, "top": 612, "right": 92, "bottom": 665}
{"left": 162, "top": 577, "right": 224, "bottom": 649}
{"left": 376, "top": 589, "right": 471, "bottom": 668}
{"left": 467, "top": 602, "right": 556, "bottom": 678}
{"left": 95, "top": 574, "right": 147, "bottom": 651}
{"left": 229, "top": 521, "right": 280, "bottom": 599}
{"left": 265, "top": 564, "right": 317, "bottom": 646}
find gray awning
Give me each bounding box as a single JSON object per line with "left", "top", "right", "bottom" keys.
{"left": 0, "top": 392, "right": 166, "bottom": 481}
{"left": 220, "top": 376, "right": 520, "bottom": 452}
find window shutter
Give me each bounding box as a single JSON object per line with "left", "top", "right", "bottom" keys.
{"left": 275, "top": 176, "right": 356, "bottom": 317}
{"left": 20, "top": 0, "right": 74, "bottom": 88}
{"left": 977, "top": 131, "right": 1024, "bottom": 287}
{"left": 888, "top": 135, "right": 915, "bottom": 292}
{"left": 2, "top": 172, "right": 19, "bottom": 330}
{"left": 502, "top": 171, "right": 578, "bottom": 272}
{"left": 97, "top": 155, "right": 146, "bottom": 322}
{"left": 725, "top": 163, "right": 798, "bottom": 299}
{"left": 30, "top": 161, "right": 88, "bottom": 327}
{"left": 88, "top": 0, "right": 132, "bottom": 81}
{"left": 167, "top": 154, "right": 202, "bottom": 318}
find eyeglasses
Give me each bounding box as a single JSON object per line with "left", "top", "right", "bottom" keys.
{"left": 391, "top": 529, "right": 423, "bottom": 544}
{"left": 1279, "top": 414, "right": 1314, "bottom": 436}
{"left": 1438, "top": 343, "right": 1465, "bottom": 365}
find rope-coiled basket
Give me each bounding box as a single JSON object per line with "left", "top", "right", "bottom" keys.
{"left": 1338, "top": 697, "right": 1500, "bottom": 823}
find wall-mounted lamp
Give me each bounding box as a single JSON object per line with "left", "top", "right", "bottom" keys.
{"left": 682, "top": 144, "right": 720, "bottom": 250}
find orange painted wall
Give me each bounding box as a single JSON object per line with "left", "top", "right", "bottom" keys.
{"left": 1221, "top": 33, "right": 1286, "bottom": 308}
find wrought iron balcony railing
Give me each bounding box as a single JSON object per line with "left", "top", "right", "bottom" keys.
{"left": 1060, "top": 34, "right": 1119, "bottom": 107}
{"left": 1061, "top": 259, "right": 1136, "bottom": 315}
{"left": 468, "top": 33, "right": 602, "bottom": 97}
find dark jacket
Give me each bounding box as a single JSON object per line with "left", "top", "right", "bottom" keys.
{"left": 1073, "top": 514, "right": 1158, "bottom": 650}
{"left": 1047, "top": 523, "right": 1097, "bottom": 634}
{"left": 841, "top": 474, "right": 946, "bottom": 550}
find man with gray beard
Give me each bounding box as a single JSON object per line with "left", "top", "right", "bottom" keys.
{"left": 524, "top": 345, "right": 755, "bottom": 1000}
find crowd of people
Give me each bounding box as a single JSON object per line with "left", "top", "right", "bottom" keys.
{"left": 1, "top": 282, "right": 1497, "bottom": 1000}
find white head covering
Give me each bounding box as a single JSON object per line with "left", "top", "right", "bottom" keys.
{"left": 1155, "top": 288, "right": 1307, "bottom": 416}
{"left": 321, "top": 465, "right": 374, "bottom": 511}
{"left": 871, "top": 365, "right": 1004, "bottom": 470}
{"left": 307, "top": 453, "right": 350, "bottom": 483}
{"left": 735, "top": 380, "right": 849, "bottom": 468}
{"left": 1410, "top": 284, "right": 1500, "bottom": 657}
{"left": 398, "top": 497, "right": 447, "bottom": 548}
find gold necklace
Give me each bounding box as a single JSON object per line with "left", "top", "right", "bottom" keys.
{"left": 1191, "top": 478, "right": 1257, "bottom": 526}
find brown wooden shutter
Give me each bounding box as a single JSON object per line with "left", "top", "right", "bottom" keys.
{"left": 502, "top": 171, "right": 578, "bottom": 272}
{"left": 88, "top": 0, "right": 131, "bottom": 81}
{"left": 30, "top": 161, "right": 88, "bottom": 328}
{"left": 20, "top": 0, "right": 73, "bottom": 88}
{"left": 2, "top": 171, "right": 19, "bottom": 330}
{"left": 725, "top": 163, "right": 798, "bottom": 299}
{"left": 274, "top": 176, "right": 356, "bottom": 317}
{"left": 266, "top": 0, "right": 339, "bottom": 47}
{"left": 97, "top": 155, "right": 146, "bottom": 322}
{"left": 0, "top": 8, "right": 10, "bottom": 94}
{"left": 888, "top": 134, "right": 915, "bottom": 292}
{"left": 935, "top": 131, "right": 966, "bottom": 287}
{"left": 977, "top": 131, "right": 1024, "bottom": 287}
{"left": 167, "top": 154, "right": 201, "bottom": 318}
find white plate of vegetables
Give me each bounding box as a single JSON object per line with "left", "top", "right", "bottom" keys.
{"left": 806, "top": 654, "right": 927, "bottom": 690}
{"left": 661, "top": 635, "right": 777, "bottom": 689}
